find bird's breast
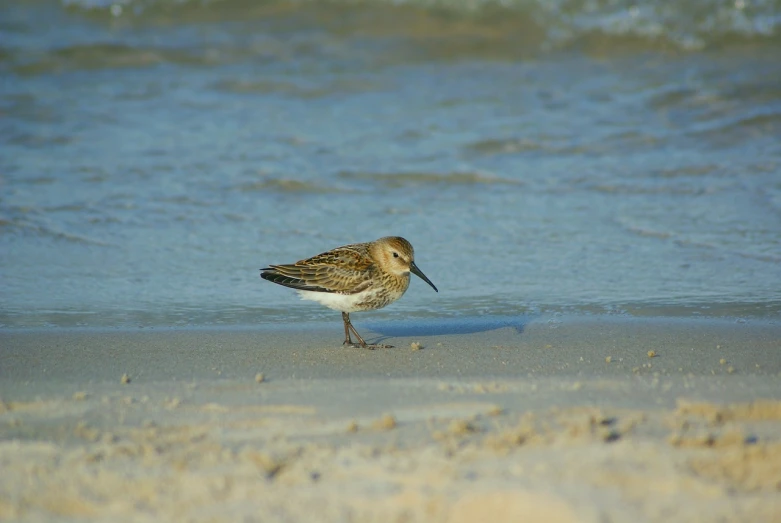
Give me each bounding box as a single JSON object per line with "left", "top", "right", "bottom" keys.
{"left": 296, "top": 274, "right": 409, "bottom": 313}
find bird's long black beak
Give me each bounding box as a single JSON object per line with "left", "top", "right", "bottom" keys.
{"left": 410, "top": 261, "right": 438, "bottom": 292}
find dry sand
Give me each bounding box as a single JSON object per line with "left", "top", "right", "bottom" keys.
{"left": 1, "top": 316, "right": 780, "bottom": 522}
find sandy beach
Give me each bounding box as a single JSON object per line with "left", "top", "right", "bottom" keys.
{"left": 4, "top": 0, "right": 781, "bottom": 520}
{"left": 1, "top": 316, "right": 780, "bottom": 522}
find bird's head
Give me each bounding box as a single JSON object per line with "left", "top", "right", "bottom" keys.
{"left": 372, "top": 236, "right": 438, "bottom": 292}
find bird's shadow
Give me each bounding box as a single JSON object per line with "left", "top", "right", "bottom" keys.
{"left": 363, "top": 315, "right": 529, "bottom": 342}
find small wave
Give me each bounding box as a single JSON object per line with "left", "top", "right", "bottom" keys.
{"left": 463, "top": 137, "right": 550, "bottom": 156}
{"left": 695, "top": 111, "right": 781, "bottom": 141}
{"left": 0, "top": 203, "right": 112, "bottom": 246}
{"left": 13, "top": 43, "right": 217, "bottom": 75}
{"left": 650, "top": 80, "right": 781, "bottom": 114}
{"left": 238, "top": 177, "right": 351, "bottom": 194}
{"left": 648, "top": 87, "right": 702, "bottom": 110}
{"left": 620, "top": 225, "right": 673, "bottom": 240}
{"left": 672, "top": 237, "right": 781, "bottom": 264}
{"left": 155, "top": 195, "right": 211, "bottom": 207}
{"left": 589, "top": 183, "right": 714, "bottom": 196}
{"left": 213, "top": 78, "right": 381, "bottom": 98}
{"left": 651, "top": 165, "right": 719, "bottom": 178}
{"left": 55, "top": 0, "right": 781, "bottom": 55}
{"left": 463, "top": 136, "right": 597, "bottom": 156}
{"left": 7, "top": 132, "right": 75, "bottom": 148}
{"left": 1, "top": 217, "right": 110, "bottom": 246}
{"left": 338, "top": 170, "right": 522, "bottom": 187}
{"left": 616, "top": 215, "right": 781, "bottom": 264}
{"left": 754, "top": 184, "right": 781, "bottom": 219}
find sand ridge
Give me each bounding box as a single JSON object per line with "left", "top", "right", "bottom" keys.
{"left": 2, "top": 376, "right": 781, "bottom": 522}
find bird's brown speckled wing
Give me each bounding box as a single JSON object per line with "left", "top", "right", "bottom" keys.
{"left": 260, "top": 244, "right": 374, "bottom": 294}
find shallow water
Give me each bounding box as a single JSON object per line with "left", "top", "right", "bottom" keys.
{"left": 2, "top": 0, "right": 781, "bottom": 328}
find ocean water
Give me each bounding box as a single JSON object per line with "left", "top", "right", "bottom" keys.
{"left": 2, "top": 0, "right": 781, "bottom": 328}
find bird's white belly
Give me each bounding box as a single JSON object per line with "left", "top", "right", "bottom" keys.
{"left": 296, "top": 288, "right": 402, "bottom": 313}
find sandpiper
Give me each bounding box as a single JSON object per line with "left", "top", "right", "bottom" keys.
{"left": 260, "top": 236, "right": 438, "bottom": 348}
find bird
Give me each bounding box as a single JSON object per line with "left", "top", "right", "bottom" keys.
{"left": 260, "top": 236, "right": 438, "bottom": 348}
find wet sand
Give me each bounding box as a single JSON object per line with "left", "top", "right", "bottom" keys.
{"left": 1, "top": 316, "right": 780, "bottom": 522}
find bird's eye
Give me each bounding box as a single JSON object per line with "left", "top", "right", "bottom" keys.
{"left": 392, "top": 252, "right": 399, "bottom": 258}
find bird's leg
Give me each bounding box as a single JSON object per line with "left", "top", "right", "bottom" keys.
{"left": 342, "top": 312, "right": 357, "bottom": 346}
{"left": 342, "top": 312, "right": 368, "bottom": 348}
{"left": 341, "top": 312, "right": 393, "bottom": 349}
